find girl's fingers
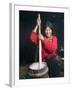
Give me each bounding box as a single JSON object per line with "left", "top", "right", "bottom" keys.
{"left": 38, "top": 34, "right": 44, "bottom": 40}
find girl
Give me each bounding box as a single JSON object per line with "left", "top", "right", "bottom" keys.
{"left": 30, "top": 16, "right": 60, "bottom": 77}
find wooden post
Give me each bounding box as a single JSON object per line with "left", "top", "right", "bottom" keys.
{"left": 38, "top": 14, "right": 42, "bottom": 69}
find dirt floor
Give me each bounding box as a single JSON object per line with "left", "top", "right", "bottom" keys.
{"left": 19, "top": 64, "right": 30, "bottom": 79}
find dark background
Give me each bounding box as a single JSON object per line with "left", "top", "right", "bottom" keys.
{"left": 19, "top": 10, "right": 64, "bottom": 66}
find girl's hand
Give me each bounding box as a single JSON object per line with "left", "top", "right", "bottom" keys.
{"left": 39, "top": 34, "right": 44, "bottom": 41}
{"left": 37, "top": 18, "right": 41, "bottom": 27}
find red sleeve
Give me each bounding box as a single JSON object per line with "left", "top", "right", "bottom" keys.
{"left": 43, "top": 36, "right": 57, "bottom": 53}
{"left": 30, "top": 31, "right": 39, "bottom": 45}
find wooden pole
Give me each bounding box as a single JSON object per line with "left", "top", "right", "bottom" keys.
{"left": 38, "top": 14, "right": 42, "bottom": 69}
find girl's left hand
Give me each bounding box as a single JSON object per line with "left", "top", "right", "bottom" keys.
{"left": 39, "top": 34, "right": 44, "bottom": 41}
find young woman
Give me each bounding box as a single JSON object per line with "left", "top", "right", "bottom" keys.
{"left": 30, "top": 16, "right": 60, "bottom": 77}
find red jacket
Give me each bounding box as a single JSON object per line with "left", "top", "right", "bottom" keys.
{"left": 30, "top": 31, "right": 58, "bottom": 62}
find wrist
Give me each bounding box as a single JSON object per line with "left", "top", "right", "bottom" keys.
{"left": 41, "top": 37, "right": 44, "bottom": 41}
{"left": 36, "top": 24, "right": 38, "bottom": 29}
{"left": 33, "top": 25, "right": 38, "bottom": 32}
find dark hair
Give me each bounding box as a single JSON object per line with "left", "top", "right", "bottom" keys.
{"left": 45, "top": 21, "right": 54, "bottom": 31}
{"left": 44, "top": 21, "right": 56, "bottom": 36}
{"left": 42, "top": 21, "right": 56, "bottom": 37}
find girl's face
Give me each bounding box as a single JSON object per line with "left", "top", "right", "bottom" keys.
{"left": 45, "top": 26, "right": 52, "bottom": 38}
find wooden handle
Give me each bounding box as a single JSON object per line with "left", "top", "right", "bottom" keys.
{"left": 38, "top": 14, "right": 42, "bottom": 69}
{"left": 38, "top": 14, "right": 40, "bottom": 20}
{"left": 38, "top": 14, "right": 41, "bottom": 34}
